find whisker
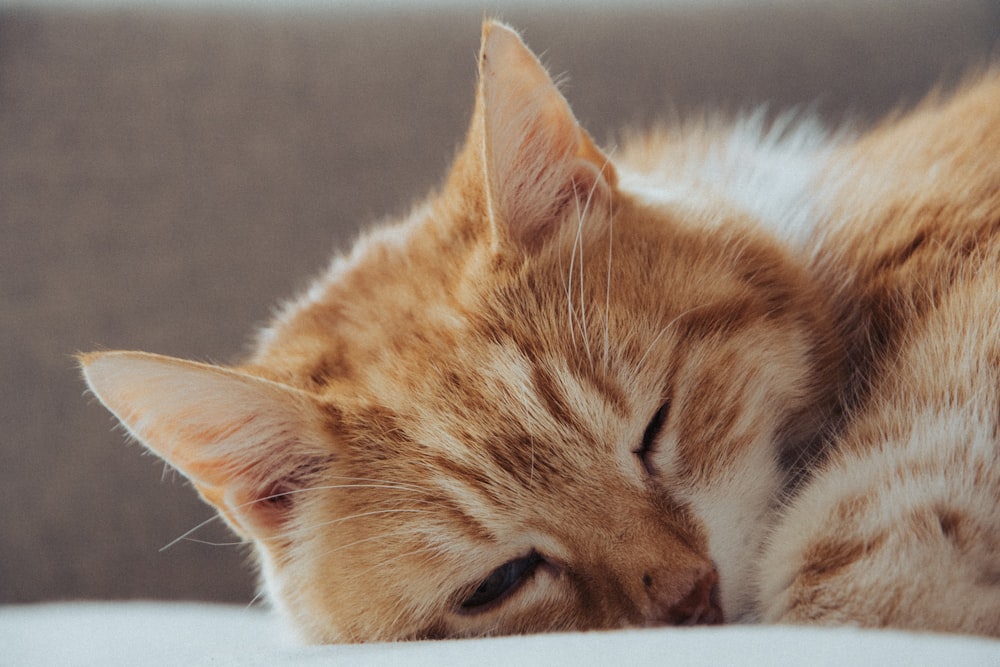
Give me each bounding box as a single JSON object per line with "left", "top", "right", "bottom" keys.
{"left": 245, "top": 588, "right": 267, "bottom": 611}
{"left": 567, "top": 186, "right": 579, "bottom": 350}
{"left": 569, "top": 166, "right": 611, "bottom": 370}
{"left": 161, "top": 477, "right": 438, "bottom": 551}
{"left": 604, "top": 180, "right": 615, "bottom": 373}
{"left": 635, "top": 304, "right": 709, "bottom": 372}
{"left": 578, "top": 193, "right": 593, "bottom": 367}
{"left": 280, "top": 508, "right": 438, "bottom": 541}
{"left": 572, "top": 178, "right": 597, "bottom": 369}
{"left": 253, "top": 483, "right": 438, "bottom": 506}
{"left": 160, "top": 514, "right": 226, "bottom": 552}
{"left": 176, "top": 537, "right": 248, "bottom": 547}
{"left": 286, "top": 477, "right": 431, "bottom": 495}
{"left": 298, "top": 475, "right": 429, "bottom": 493}
{"left": 573, "top": 184, "right": 588, "bottom": 352}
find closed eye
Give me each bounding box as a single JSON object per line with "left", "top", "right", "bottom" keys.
{"left": 634, "top": 400, "right": 670, "bottom": 476}
{"left": 458, "top": 551, "right": 544, "bottom": 614}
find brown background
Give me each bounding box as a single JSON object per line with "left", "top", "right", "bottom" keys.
{"left": 3, "top": 1, "right": 998, "bottom": 604}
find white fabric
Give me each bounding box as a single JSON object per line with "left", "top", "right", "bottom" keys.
{"left": 3, "top": 601, "right": 999, "bottom": 667}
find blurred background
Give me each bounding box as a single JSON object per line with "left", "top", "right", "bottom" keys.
{"left": 3, "top": 0, "right": 999, "bottom": 605}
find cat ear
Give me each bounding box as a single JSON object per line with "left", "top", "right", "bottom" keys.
{"left": 79, "top": 351, "right": 335, "bottom": 541}
{"left": 474, "top": 21, "right": 617, "bottom": 250}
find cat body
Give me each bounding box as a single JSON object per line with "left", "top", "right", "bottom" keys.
{"left": 81, "top": 22, "right": 1000, "bottom": 642}
{"left": 760, "top": 79, "right": 1000, "bottom": 632}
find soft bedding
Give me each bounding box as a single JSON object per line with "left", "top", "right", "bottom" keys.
{"left": 3, "top": 602, "right": 999, "bottom": 666}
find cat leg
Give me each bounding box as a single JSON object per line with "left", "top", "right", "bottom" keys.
{"left": 758, "top": 413, "right": 1000, "bottom": 636}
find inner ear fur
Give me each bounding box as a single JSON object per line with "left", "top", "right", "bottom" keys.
{"left": 449, "top": 21, "right": 618, "bottom": 253}
{"left": 79, "top": 350, "right": 337, "bottom": 540}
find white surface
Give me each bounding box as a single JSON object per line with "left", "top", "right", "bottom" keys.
{"left": 3, "top": 601, "right": 1000, "bottom": 666}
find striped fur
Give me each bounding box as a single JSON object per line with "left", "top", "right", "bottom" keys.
{"left": 81, "top": 22, "right": 999, "bottom": 642}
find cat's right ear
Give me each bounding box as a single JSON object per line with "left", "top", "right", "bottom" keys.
{"left": 449, "top": 21, "right": 618, "bottom": 252}
{"left": 79, "top": 351, "right": 336, "bottom": 542}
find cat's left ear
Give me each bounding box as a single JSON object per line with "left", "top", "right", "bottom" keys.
{"left": 469, "top": 21, "right": 618, "bottom": 250}
{"left": 80, "top": 351, "right": 336, "bottom": 542}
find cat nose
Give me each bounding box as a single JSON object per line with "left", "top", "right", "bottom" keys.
{"left": 643, "top": 565, "right": 724, "bottom": 626}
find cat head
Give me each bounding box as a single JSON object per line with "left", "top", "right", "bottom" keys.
{"left": 81, "top": 22, "right": 841, "bottom": 642}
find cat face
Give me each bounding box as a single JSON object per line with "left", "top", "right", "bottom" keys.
{"left": 81, "top": 22, "right": 840, "bottom": 642}
{"left": 268, "top": 219, "right": 829, "bottom": 641}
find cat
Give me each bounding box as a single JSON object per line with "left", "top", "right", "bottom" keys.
{"left": 80, "top": 21, "right": 1000, "bottom": 642}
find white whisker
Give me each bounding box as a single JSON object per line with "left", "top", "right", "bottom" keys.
{"left": 567, "top": 188, "right": 579, "bottom": 350}
{"left": 282, "top": 508, "right": 437, "bottom": 540}
{"left": 259, "top": 482, "right": 436, "bottom": 503}
{"left": 636, "top": 304, "right": 709, "bottom": 372}
{"left": 177, "top": 537, "right": 247, "bottom": 547}
{"left": 295, "top": 475, "right": 435, "bottom": 497}
{"left": 572, "top": 178, "right": 598, "bottom": 369}
{"left": 160, "top": 514, "right": 226, "bottom": 552}
{"left": 161, "top": 477, "right": 438, "bottom": 551}
{"left": 604, "top": 183, "right": 615, "bottom": 373}
{"left": 577, "top": 191, "right": 592, "bottom": 368}
{"left": 245, "top": 588, "right": 266, "bottom": 611}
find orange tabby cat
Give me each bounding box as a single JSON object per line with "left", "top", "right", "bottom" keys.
{"left": 80, "top": 22, "right": 1000, "bottom": 641}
